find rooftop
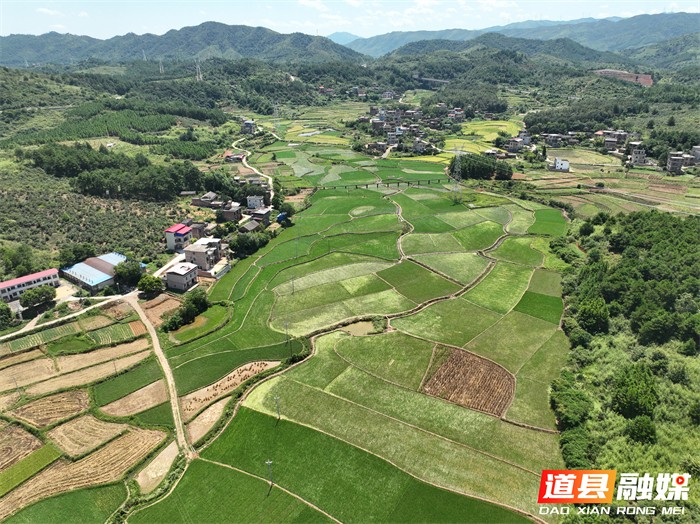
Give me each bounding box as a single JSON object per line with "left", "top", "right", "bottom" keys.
{"left": 165, "top": 223, "right": 192, "bottom": 235}
{"left": 166, "top": 262, "right": 198, "bottom": 276}
{"left": 0, "top": 268, "right": 59, "bottom": 290}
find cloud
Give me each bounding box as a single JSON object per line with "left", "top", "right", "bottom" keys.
{"left": 298, "top": 0, "right": 329, "bottom": 12}
{"left": 345, "top": 0, "right": 363, "bottom": 6}
{"left": 78, "top": 11, "right": 89, "bottom": 18}
{"left": 49, "top": 24, "right": 67, "bottom": 30}
{"left": 36, "top": 7, "right": 63, "bottom": 16}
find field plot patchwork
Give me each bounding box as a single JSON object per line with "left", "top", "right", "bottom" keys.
{"left": 0, "top": 426, "right": 43, "bottom": 471}
{"left": 464, "top": 262, "right": 533, "bottom": 314}
{"left": 47, "top": 415, "right": 127, "bottom": 457}
{"left": 8, "top": 390, "right": 90, "bottom": 428}
{"left": 527, "top": 209, "right": 568, "bottom": 236}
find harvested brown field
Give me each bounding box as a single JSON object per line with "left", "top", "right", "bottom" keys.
{"left": 284, "top": 188, "right": 314, "bottom": 204}
{"left": 0, "top": 425, "right": 43, "bottom": 471}
{"left": 648, "top": 184, "right": 686, "bottom": 195}
{"left": 101, "top": 380, "right": 168, "bottom": 417}
{"left": 56, "top": 339, "right": 149, "bottom": 374}
{"left": 422, "top": 348, "right": 515, "bottom": 417}
{"left": 0, "top": 428, "right": 165, "bottom": 520}
{"left": 129, "top": 321, "right": 147, "bottom": 337}
{"left": 186, "top": 398, "right": 228, "bottom": 445}
{"left": 47, "top": 415, "right": 127, "bottom": 457}
{"left": 102, "top": 301, "right": 133, "bottom": 321}
{"left": 0, "top": 350, "right": 44, "bottom": 371}
{"left": 78, "top": 315, "right": 115, "bottom": 332}
{"left": 26, "top": 351, "right": 151, "bottom": 397}
{"left": 0, "top": 392, "right": 20, "bottom": 412}
{"left": 0, "top": 358, "right": 56, "bottom": 393}
{"left": 9, "top": 390, "right": 90, "bottom": 428}
{"left": 180, "top": 361, "right": 279, "bottom": 421}
{"left": 136, "top": 440, "right": 178, "bottom": 494}
{"left": 142, "top": 295, "right": 181, "bottom": 327}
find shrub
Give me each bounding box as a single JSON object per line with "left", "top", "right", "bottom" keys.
{"left": 611, "top": 363, "right": 658, "bottom": 419}
{"left": 626, "top": 416, "right": 657, "bottom": 444}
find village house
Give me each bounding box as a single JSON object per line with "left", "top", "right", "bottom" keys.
{"left": 666, "top": 151, "right": 695, "bottom": 174}
{"left": 191, "top": 191, "right": 228, "bottom": 209}
{"left": 184, "top": 238, "right": 227, "bottom": 277}
{"left": 242, "top": 119, "right": 256, "bottom": 134}
{"left": 387, "top": 132, "right": 398, "bottom": 146}
{"left": 252, "top": 207, "right": 272, "bottom": 227}
{"left": 0, "top": 269, "right": 60, "bottom": 303}
{"left": 239, "top": 220, "right": 261, "bottom": 234}
{"left": 246, "top": 195, "right": 265, "bottom": 209}
{"left": 164, "top": 223, "right": 193, "bottom": 252}
{"left": 518, "top": 130, "right": 531, "bottom": 145}
{"left": 222, "top": 202, "right": 243, "bottom": 222}
{"left": 630, "top": 148, "right": 647, "bottom": 166}
{"left": 164, "top": 262, "right": 198, "bottom": 292}
{"left": 692, "top": 145, "right": 700, "bottom": 162}
{"left": 550, "top": 158, "right": 570, "bottom": 172}
{"left": 506, "top": 137, "right": 523, "bottom": 153}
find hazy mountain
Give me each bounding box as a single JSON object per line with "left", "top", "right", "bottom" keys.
{"left": 327, "top": 32, "right": 361, "bottom": 45}
{"left": 0, "top": 22, "right": 367, "bottom": 66}
{"left": 390, "top": 33, "right": 633, "bottom": 68}
{"left": 345, "top": 12, "right": 700, "bottom": 57}
{"left": 621, "top": 32, "right": 700, "bottom": 70}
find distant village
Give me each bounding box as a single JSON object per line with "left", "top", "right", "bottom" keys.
{"left": 355, "top": 102, "right": 700, "bottom": 175}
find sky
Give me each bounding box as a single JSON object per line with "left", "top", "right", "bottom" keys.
{"left": 1, "top": 0, "right": 698, "bottom": 39}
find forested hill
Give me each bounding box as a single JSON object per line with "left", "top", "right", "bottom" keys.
{"left": 0, "top": 22, "right": 367, "bottom": 66}
{"left": 390, "top": 34, "right": 634, "bottom": 68}
{"left": 345, "top": 12, "right": 700, "bottom": 57}
{"left": 622, "top": 32, "right": 700, "bottom": 71}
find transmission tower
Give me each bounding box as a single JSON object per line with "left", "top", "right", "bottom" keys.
{"left": 159, "top": 59, "right": 164, "bottom": 74}
{"left": 142, "top": 50, "right": 147, "bottom": 62}
{"left": 195, "top": 60, "right": 203, "bottom": 82}
{"left": 273, "top": 100, "right": 280, "bottom": 134}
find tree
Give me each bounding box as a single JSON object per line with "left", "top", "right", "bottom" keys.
{"left": 579, "top": 221, "right": 595, "bottom": 237}
{"left": 626, "top": 416, "right": 657, "bottom": 444}
{"left": 577, "top": 297, "right": 609, "bottom": 334}
{"left": 0, "top": 302, "right": 13, "bottom": 329}
{"left": 138, "top": 274, "right": 163, "bottom": 295}
{"left": 58, "top": 243, "right": 96, "bottom": 267}
{"left": 114, "top": 260, "right": 143, "bottom": 287}
{"left": 19, "top": 285, "right": 56, "bottom": 308}
{"left": 611, "top": 364, "right": 658, "bottom": 419}
{"left": 667, "top": 116, "right": 675, "bottom": 126}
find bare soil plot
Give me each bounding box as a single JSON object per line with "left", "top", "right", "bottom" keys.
{"left": 142, "top": 295, "right": 181, "bottom": 327}
{"left": 102, "top": 301, "right": 133, "bottom": 321}
{"left": 0, "top": 392, "right": 20, "bottom": 412}
{"left": 78, "top": 315, "right": 115, "bottom": 332}
{"left": 0, "top": 425, "right": 43, "bottom": 471}
{"left": 56, "top": 338, "right": 150, "bottom": 374}
{"left": 0, "top": 428, "right": 165, "bottom": 520}
{"left": 0, "top": 358, "right": 57, "bottom": 392}
{"left": 186, "top": 398, "right": 229, "bottom": 445}
{"left": 0, "top": 349, "right": 43, "bottom": 371}
{"left": 341, "top": 321, "right": 376, "bottom": 336}
{"left": 136, "top": 440, "right": 178, "bottom": 494}
{"left": 101, "top": 380, "right": 168, "bottom": 417}
{"left": 422, "top": 348, "right": 515, "bottom": 417}
{"left": 180, "top": 361, "right": 280, "bottom": 421}
{"left": 9, "top": 390, "right": 90, "bottom": 428}
{"left": 47, "top": 415, "right": 127, "bottom": 457}
{"left": 129, "top": 321, "right": 147, "bottom": 337}
{"left": 26, "top": 351, "right": 151, "bottom": 396}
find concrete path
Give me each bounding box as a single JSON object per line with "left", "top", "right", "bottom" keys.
{"left": 125, "top": 295, "right": 193, "bottom": 458}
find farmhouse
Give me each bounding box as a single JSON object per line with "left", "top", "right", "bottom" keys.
{"left": 252, "top": 207, "right": 272, "bottom": 227}
{"left": 239, "top": 220, "right": 261, "bottom": 233}
{"left": 246, "top": 195, "right": 265, "bottom": 209}
{"left": 191, "top": 192, "right": 220, "bottom": 208}
{"left": 242, "top": 119, "right": 256, "bottom": 134}
{"left": 62, "top": 252, "right": 135, "bottom": 293}
{"left": 629, "top": 147, "right": 647, "bottom": 166}
{"left": 221, "top": 202, "right": 243, "bottom": 222}
{"left": 185, "top": 238, "right": 224, "bottom": 272}
{"left": 666, "top": 152, "right": 695, "bottom": 174}
{"left": 0, "top": 269, "right": 60, "bottom": 303}
{"left": 164, "top": 223, "right": 192, "bottom": 252}
{"left": 549, "top": 158, "right": 570, "bottom": 172}
{"left": 506, "top": 137, "right": 523, "bottom": 153}
{"left": 164, "top": 262, "right": 198, "bottom": 292}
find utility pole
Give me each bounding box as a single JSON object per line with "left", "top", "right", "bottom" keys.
{"left": 265, "top": 459, "right": 274, "bottom": 494}
{"left": 274, "top": 395, "right": 280, "bottom": 420}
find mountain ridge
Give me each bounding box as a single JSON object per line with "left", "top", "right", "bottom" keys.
{"left": 0, "top": 22, "right": 367, "bottom": 66}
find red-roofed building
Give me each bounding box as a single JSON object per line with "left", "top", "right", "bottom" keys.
{"left": 0, "top": 268, "right": 60, "bottom": 303}
{"left": 165, "top": 223, "right": 193, "bottom": 252}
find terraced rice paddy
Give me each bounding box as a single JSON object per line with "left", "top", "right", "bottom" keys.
{"left": 0, "top": 128, "right": 573, "bottom": 522}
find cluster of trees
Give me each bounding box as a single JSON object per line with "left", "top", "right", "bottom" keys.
{"left": 0, "top": 302, "right": 13, "bottom": 330}
{"left": 58, "top": 243, "right": 96, "bottom": 268}
{"left": 448, "top": 153, "right": 512, "bottom": 181}
{"left": 228, "top": 231, "right": 273, "bottom": 258}
{"left": 19, "top": 285, "right": 57, "bottom": 308}
{"left": 0, "top": 244, "right": 38, "bottom": 280}
{"left": 21, "top": 143, "right": 204, "bottom": 200}
{"left": 161, "top": 288, "right": 211, "bottom": 332}
{"left": 552, "top": 210, "right": 699, "bottom": 485}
